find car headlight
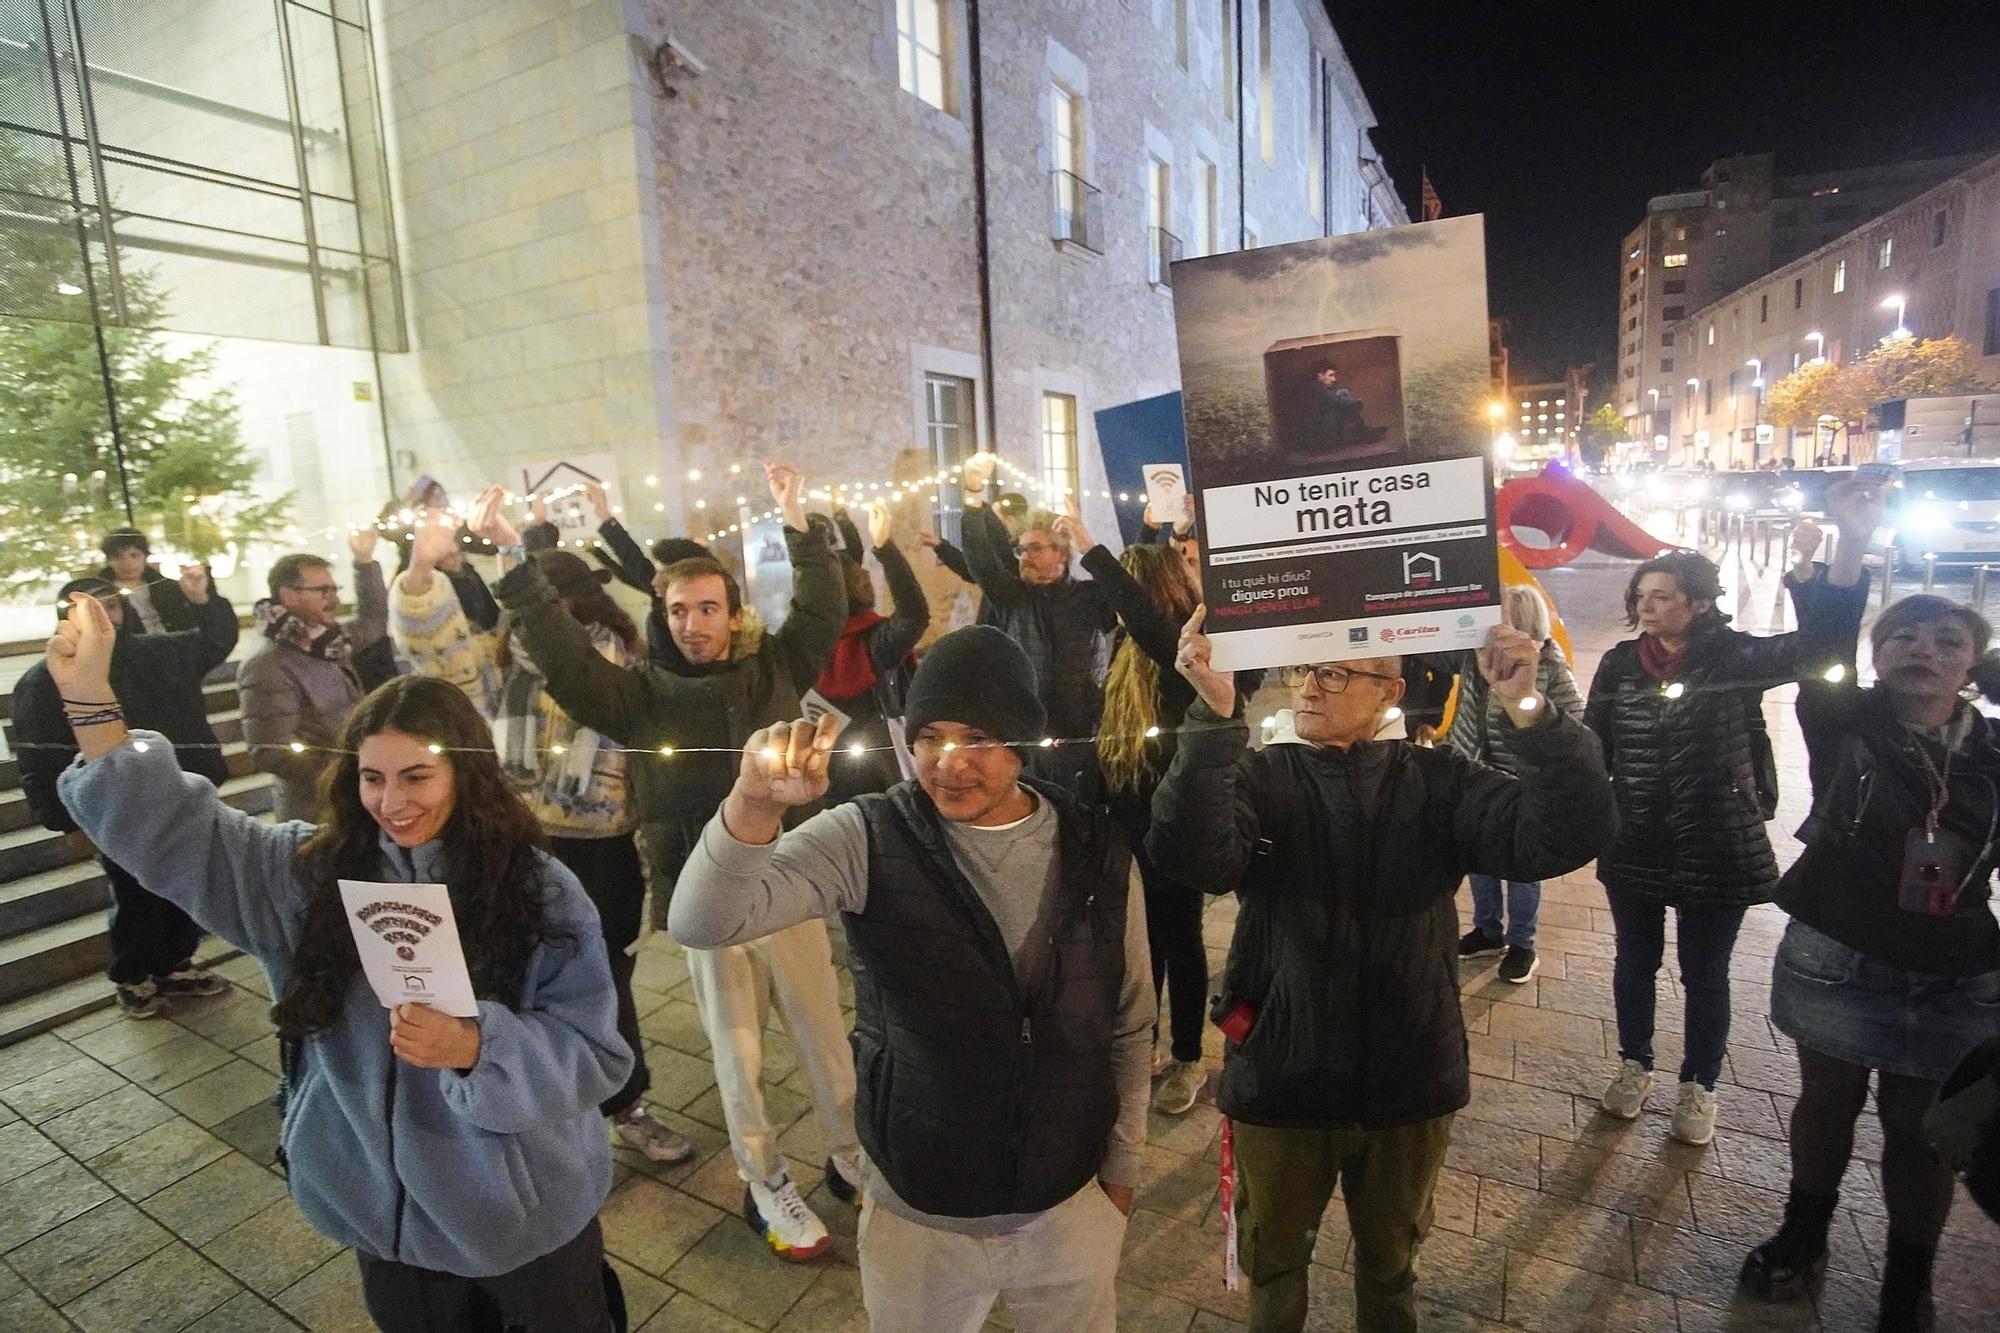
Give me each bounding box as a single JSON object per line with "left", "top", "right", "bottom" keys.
{"left": 1779, "top": 488, "right": 1802, "bottom": 510}
{"left": 1724, "top": 493, "right": 1750, "bottom": 511}
{"left": 1901, "top": 503, "right": 1950, "bottom": 534}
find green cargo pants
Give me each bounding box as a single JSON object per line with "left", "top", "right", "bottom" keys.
{"left": 1232, "top": 1113, "right": 1454, "bottom": 1333}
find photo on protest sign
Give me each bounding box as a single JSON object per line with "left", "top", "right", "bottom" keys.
{"left": 1171, "top": 215, "right": 1500, "bottom": 670}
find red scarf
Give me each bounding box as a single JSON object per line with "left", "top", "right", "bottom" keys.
{"left": 818, "top": 611, "right": 889, "bottom": 702}
{"left": 1636, "top": 633, "right": 1689, "bottom": 681}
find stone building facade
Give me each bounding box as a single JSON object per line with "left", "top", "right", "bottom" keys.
{"left": 1668, "top": 151, "right": 2000, "bottom": 468}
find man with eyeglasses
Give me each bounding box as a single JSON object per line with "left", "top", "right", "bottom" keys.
{"left": 671, "top": 623, "right": 1154, "bottom": 1332}
{"left": 239, "top": 531, "right": 386, "bottom": 821}
{"left": 1154, "top": 612, "right": 1616, "bottom": 1333}
{"left": 956, "top": 455, "right": 1115, "bottom": 788}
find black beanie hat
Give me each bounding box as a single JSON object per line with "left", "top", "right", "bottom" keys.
{"left": 652, "top": 537, "right": 711, "bottom": 566}
{"left": 904, "top": 626, "right": 1046, "bottom": 744}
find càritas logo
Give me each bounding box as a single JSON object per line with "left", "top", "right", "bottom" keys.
{"left": 1379, "top": 624, "right": 1442, "bottom": 643}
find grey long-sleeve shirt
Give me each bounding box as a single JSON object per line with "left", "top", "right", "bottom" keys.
{"left": 671, "top": 792, "right": 1155, "bottom": 1233}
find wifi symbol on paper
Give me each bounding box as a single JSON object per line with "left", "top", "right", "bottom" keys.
{"left": 361, "top": 909, "right": 436, "bottom": 961}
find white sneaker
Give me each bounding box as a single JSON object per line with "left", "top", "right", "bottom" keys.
{"left": 611, "top": 1103, "right": 694, "bottom": 1164}
{"left": 1600, "top": 1059, "right": 1654, "bottom": 1120}
{"left": 744, "top": 1172, "right": 832, "bottom": 1261}
{"left": 1671, "top": 1081, "right": 1717, "bottom": 1146}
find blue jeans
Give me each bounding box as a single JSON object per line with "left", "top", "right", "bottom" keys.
{"left": 1605, "top": 885, "right": 1747, "bottom": 1089}
{"left": 1468, "top": 874, "right": 1541, "bottom": 949}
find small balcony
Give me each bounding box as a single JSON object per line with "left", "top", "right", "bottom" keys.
{"left": 1050, "top": 170, "right": 1103, "bottom": 254}
{"left": 1149, "top": 226, "right": 1183, "bottom": 286}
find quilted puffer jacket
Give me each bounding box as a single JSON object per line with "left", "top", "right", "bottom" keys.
{"left": 1584, "top": 577, "right": 1869, "bottom": 907}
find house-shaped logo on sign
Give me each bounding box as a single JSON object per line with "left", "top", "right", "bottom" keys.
{"left": 1402, "top": 551, "right": 1441, "bottom": 588}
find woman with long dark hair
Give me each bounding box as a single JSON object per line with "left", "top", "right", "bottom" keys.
{"left": 47, "top": 595, "right": 630, "bottom": 1332}
{"left": 1070, "top": 522, "right": 1239, "bottom": 1116}
{"left": 393, "top": 526, "right": 693, "bottom": 1166}
{"left": 1741, "top": 565, "right": 2000, "bottom": 1331}
{"left": 1585, "top": 481, "right": 1876, "bottom": 1147}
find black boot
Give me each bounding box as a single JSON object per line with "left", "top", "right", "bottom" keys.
{"left": 1875, "top": 1238, "right": 1937, "bottom": 1333}
{"left": 1739, "top": 1186, "right": 1838, "bottom": 1300}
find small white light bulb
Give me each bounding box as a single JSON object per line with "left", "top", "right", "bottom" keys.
{"left": 1144, "top": 725, "right": 1161, "bottom": 738}
{"left": 289, "top": 741, "right": 307, "bottom": 753}
{"left": 1823, "top": 664, "right": 1847, "bottom": 683}
{"left": 1039, "top": 737, "right": 1055, "bottom": 748}
{"left": 847, "top": 742, "right": 866, "bottom": 757}
{"left": 1664, "top": 682, "right": 1686, "bottom": 700}
{"left": 1517, "top": 695, "right": 1540, "bottom": 712}
{"left": 427, "top": 743, "right": 443, "bottom": 755}
{"left": 658, "top": 745, "right": 675, "bottom": 757}
{"left": 1383, "top": 706, "right": 1404, "bottom": 722}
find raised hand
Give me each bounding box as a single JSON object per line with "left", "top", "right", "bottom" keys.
{"left": 735, "top": 716, "right": 840, "bottom": 809}
{"left": 1174, "top": 606, "right": 1237, "bottom": 718}
{"left": 1052, "top": 513, "right": 1094, "bottom": 554}
{"left": 765, "top": 463, "right": 806, "bottom": 531}
{"left": 1824, "top": 475, "right": 1887, "bottom": 538}
{"left": 409, "top": 509, "right": 459, "bottom": 571}
{"left": 348, "top": 525, "right": 380, "bottom": 564}
{"left": 961, "top": 452, "right": 997, "bottom": 496}
{"left": 1175, "top": 492, "right": 1197, "bottom": 536}
{"left": 177, "top": 562, "right": 211, "bottom": 605}
{"left": 468, "top": 485, "right": 522, "bottom": 549}
{"left": 529, "top": 492, "right": 549, "bottom": 527}
{"left": 865, "top": 499, "right": 893, "bottom": 548}
{"left": 1477, "top": 623, "right": 1544, "bottom": 714}
{"left": 583, "top": 480, "right": 612, "bottom": 526}
{"left": 48, "top": 590, "right": 117, "bottom": 700}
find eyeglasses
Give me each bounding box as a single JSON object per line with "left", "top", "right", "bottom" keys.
{"left": 1278, "top": 663, "right": 1400, "bottom": 694}
{"left": 289, "top": 583, "right": 340, "bottom": 597}
{"left": 1015, "top": 540, "right": 1066, "bottom": 559}
{"left": 910, "top": 734, "right": 1011, "bottom": 760}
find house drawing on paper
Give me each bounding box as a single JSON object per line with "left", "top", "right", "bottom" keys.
{"left": 1403, "top": 551, "right": 1442, "bottom": 585}
{"left": 519, "top": 460, "right": 606, "bottom": 494}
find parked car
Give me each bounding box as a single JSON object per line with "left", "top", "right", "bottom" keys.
{"left": 1884, "top": 460, "right": 2000, "bottom": 565}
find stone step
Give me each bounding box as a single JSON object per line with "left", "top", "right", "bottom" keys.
{"left": 0, "top": 935, "right": 240, "bottom": 1047}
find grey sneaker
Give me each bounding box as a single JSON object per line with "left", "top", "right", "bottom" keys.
{"left": 611, "top": 1104, "right": 695, "bottom": 1164}
{"left": 152, "top": 963, "right": 227, "bottom": 998}
{"left": 115, "top": 980, "right": 165, "bottom": 1019}
{"left": 1601, "top": 1059, "right": 1654, "bottom": 1119}
{"left": 1153, "top": 1059, "right": 1205, "bottom": 1115}
{"left": 1671, "top": 1081, "right": 1717, "bottom": 1146}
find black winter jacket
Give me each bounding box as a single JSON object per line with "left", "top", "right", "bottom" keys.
{"left": 959, "top": 505, "right": 1115, "bottom": 745}
{"left": 17, "top": 592, "right": 239, "bottom": 831}
{"left": 820, "top": 540, "right": 930, "bottom": 803}
{"left": 92, "top": 564, "right": 200, "bottom": 635}
{"left": 847, "top": 779, "right": 1130, "bottom": 1217}
{"left": 1445, "top": 641, "right": 1586, "bottom": 775}
{"left": 1148, "top": 701, "right": 1615, "bottom": 1129}
{"left": 1584, "top": 583, "right": 1865, "bottom": 907}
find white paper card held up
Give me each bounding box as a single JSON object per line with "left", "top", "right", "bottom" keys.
{"left": 1142, "top": 463, "right": 1187, "bottom": 524}
{"left": 338, "top": 880, "right": 479, "bottom": 1017}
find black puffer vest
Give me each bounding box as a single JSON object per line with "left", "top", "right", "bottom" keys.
{"left": 848, "top": 779, "right": 1129, "bottom": 1218}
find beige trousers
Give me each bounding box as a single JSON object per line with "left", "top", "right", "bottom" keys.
{"left": 856, "top": 1180, "right": 1128, "bottom": 1333}
{"left": 682, "top": 917, "right": 859, "bottom": 1184}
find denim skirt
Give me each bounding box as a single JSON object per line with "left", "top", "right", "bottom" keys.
{"left": 1770, "top": 920, "right": 2000, "bottom": 1081}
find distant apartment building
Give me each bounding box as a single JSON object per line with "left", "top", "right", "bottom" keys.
{"left": 1504, "top": 370, "right": 1588, "bottom": 471}
{"left": 1669, "top": 151, "right": 2000, "bottom": 467}
{"left": 1616, "top": 151, "right": 1987, "bottom": 444}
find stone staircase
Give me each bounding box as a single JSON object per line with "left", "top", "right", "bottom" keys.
{"left": 0, "top": 655, "right": 272, "bottom": 1043}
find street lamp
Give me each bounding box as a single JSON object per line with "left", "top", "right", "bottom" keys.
{"left": 1881, "top": 293, "right": 1910, "bottom": 339}
{"left": 1747, "top": 359, "right": 1765, "bottom": 465}
{"left": 1806, "top": 331, "right": 1825, "bottom": 364}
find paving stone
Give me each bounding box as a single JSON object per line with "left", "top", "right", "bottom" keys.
{"left": 1672, "top": 1294, "right": 1819, "bottom": 1333}
{"left": 645, "top": 1041, "right": 722, "bottom": 1112}
{"left": 274, "top": 1252, "right": 374, "bottom": 1332}
{"left": 1443, "top": 1115, "right": 1544, "bottom": 1189}
{"left": 183, "top": 1288, "right": 302, "bottom": 1332}
{"left": 52, "top": 1005, "right": 125, "bottom": 1041}
{"left": 87, "top": 1117, "right": 229, "bottom": 1201}
{"left": 70, "top": 1014, "right": 189, "bottom": 1066}
{"left": 639, "top": 1292, "right": 761, "bottom": 1332}
{"left": 0, "top": 1118, "right": 63, "bottom": 1185}
{"left": 0, "top": 1056, "right": 126, "bottom": 1124}
{"left": 0, "top": 1155, "right": 115, "bottom": 1250}
{"left": 1133, "top": 1141, "right": 1220, "bottom": 1225}
{"left": 210, "top": 955, "right": 271, "bottom": 999}
{"left": 1431, "top": 1166, "right": 1480, "bottom": 1236}
{"left": 110, "top": 1031, "right": 235, "bottom": 1096}
{"left": 609, "top": 1256, "right": 676, "bottom": 1328}
{"left": 1513, "top": 1041, "right": 1619, "bottom": 1100}
{"left": 1188, "top": 1313, "right": 1249, "bottom": 1333}
{"left": 1465, "top": 1033, "right": 1515, "bottom": 1080}
{"left": 1117, "top": 1206, "right": 1248, "bottom": 1320}
{"left": 36, "top": 1083, "right": 177, "bottom": 1161}
{"left": 1148, "top": 1101, "right": 1224, "bottom": 1159}
{"left": 1463, "top": 1073, "right": 1578, "bottom": 1139}
{"left": 233, "top": 1034, "right": 283, "bottom": 1076}
{"left": 1720, "top": 1043, "right": 1803, "bottom": 1097}
{"left": 6, "top": 1197, "right": 174, "bottom": 1305}
{"left": 640, "top": 998, "right": 711, "bottom": 1055}
{"left": 1536, "top": 1140, "right": 1696, "bottom": 1224}
{"left": 0, "top": 1035, "right": 79, "bottom": 1090}
{"left": 667, "top": 1216, "right": 820, "bottom": 1327}
{"left": 59, "top": 1240, "right": 238, "bottom": 1332}
{"left": 598, "top": 1174, "right": 726, "bottom": 1278}
{"left": 209, "top": 1097, "right": 284, "bottom": 1167}
{"left": 1474, "top": 1179, "right": 1634, "bottom": 1281}
{"left": 1684, "top": 1172, "right": 1875, "bottom": 1277}
{"left": 140, "top": 1151, "right": 286, "bottom": 1246}
{"left": 1531, "top": 975, "right": 1617, "bottom": 1021}
{"left": 201, "top": 1193, "right": 342, "bottom": 1296}
{"left": 1499, "top": 1254, "right": 1679, "bottom": 1333}
{"left": 173, "top": 993, "right": 276, "bottom": 1051}
{"left": 0, "top": 1283, "right": 70, "bottom": 1332}
{"left": 159, "top": 1058, "right": 278, "bottom": 1129}
{"left": 1411, "top": 1225, "right": 1506, "bottom": 1321}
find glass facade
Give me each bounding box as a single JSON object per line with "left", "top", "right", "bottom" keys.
{"left": 0, "top": 0, "right": 402, "bottom": 636}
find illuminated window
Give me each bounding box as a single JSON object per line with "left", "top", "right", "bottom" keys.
{"left": 1832, "top": 259, "right": 1846, "bottom": 293}
{"left": 896, "top": 0, "right": 950, "bottom": 112}
{"left": 1878, "top": 236, "right": 1893, "bottom": 269}
{"left": 1041, "top": 392, "right": 1079, "bottom": 498}
{"left": 1662, "top": 253, "right": 1689, "bottom": 268}
{"left": 1706, "top": 324, "right": 1715, "bottom": 346}
{"left": 1192, "top": 155, "right": 1217, "bottom": 257}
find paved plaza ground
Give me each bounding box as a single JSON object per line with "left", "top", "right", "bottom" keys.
{"left": 1, "top": 528, "right": 1997, "bottom": 1330}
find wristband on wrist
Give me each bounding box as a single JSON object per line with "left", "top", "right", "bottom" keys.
{"left": 495, "top": 543, "right": 525, "bottom": 561}
{"left": 60, "top": 697, "right": 119, "bottom": 708}
{"left": 65, "top": 708, "right": 125, "bottom": 729}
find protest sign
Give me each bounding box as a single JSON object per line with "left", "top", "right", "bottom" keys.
{"left": 338, "top": 880, "right": 479, "bottom": 1017}
{"left": 1171, "top": 216, "right": 1501, "bottom": 670}
{"left": 1094, "top": 392, "right": 1190, "bottom": 547}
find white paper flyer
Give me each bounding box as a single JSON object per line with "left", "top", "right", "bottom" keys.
{"left": 338, "top": 880, "right": 479, "bottom": 1017}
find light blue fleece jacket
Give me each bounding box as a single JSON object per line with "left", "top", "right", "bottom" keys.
{"left": 59, "top": 731, "right": 631, "bottom": 1277}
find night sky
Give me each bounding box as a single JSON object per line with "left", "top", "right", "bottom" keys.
{"left": 1326, "top": 2, "right": 2000, "bottom": 384}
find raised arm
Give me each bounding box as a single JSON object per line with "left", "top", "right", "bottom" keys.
{"left": 1078, "top": 542, "right": 1181, "bottom": 671}
{"left": 178, "top": 564, "right": 240, "bottom": 674}
{"left": 345, "top": 530, "right": 389, "bottom": 653}
{"left": 959, "top": 503, "right": 1027, "bottom": 607}
{"left": 584, "top": 481, "right": 657, "bottom": 594}
{"left": 866, "top": 503, "right": 928, "bottom": 673}
{"left": 1451, "top": 713, "right": 1617, "bottom": 883}
{"left": 766, "top": 465, "right": 847, "bottom": 694}
{"left": 47, "top": 596, "right": 311, "bottom": 963}
{"left": 12, "top": 667, "right": 78, "bottom": 833}
{"left": 495, "top": 561, "right": 660, "bottom": 747}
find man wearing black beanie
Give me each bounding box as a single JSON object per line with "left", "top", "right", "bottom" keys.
{"left": 671, "top": 624, "right": 1154, "bottom": 1332}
